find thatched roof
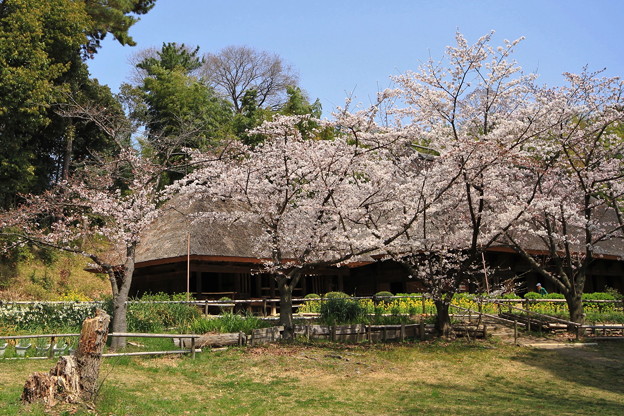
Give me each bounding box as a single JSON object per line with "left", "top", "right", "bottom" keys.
{"left": 135, "top": 197, "right": 269, "bottom": 265}
{"left": 499, "top": 205, "right": 624, "bottom": 260}
{"left": 136, "top": 196, "right": 623, "bottom": 267}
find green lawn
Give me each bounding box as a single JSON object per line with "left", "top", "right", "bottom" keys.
{"left": 0, "top": 340, "right": 623, "bottom": 415}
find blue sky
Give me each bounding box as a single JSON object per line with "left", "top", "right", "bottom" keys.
{"left": 87, "top": 0, "right": 624, "bottom": 117}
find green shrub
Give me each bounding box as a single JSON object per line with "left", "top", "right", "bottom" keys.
{"left": 299, "top": 293, "right": 322, "bottom": 313}
{"left": 502, "top": 293, "right": 521, "bottom": 299}
{"left": 604, "top": 287, "right": 623, "bottom": 300}
{"left": 218, "top": 296, "right": 234, "bottom": 314}
{"left": 545, "top": 293, "right": 565, "bottom": 299}
{"left": 324, "top": 291, "right": 349, "bottom": 299}
{"left": 583, "top": 292, "right": 618, "bottom": 313}
{"left": 523, "top": 292, "right": 542, "bottom": 299}
{"left": 320, "top": 297, "right": 366, "bottom": 325}
{"left": 582, "top": 292, "right": 616, "bottom": 300}
{"left": 375, "top": 291, "right": 393, "bottom": 298}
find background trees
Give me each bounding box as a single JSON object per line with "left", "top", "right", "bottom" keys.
{"left": 122, "top": 42, "right": 232, "bottom": 183}
{"left": 202, "top": 45, "right": 299, "bottom": 113}
{"left": 0, "top": 0, "right": 156, "bottom": 209}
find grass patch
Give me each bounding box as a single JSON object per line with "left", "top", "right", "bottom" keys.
{"left": 0, "top": 249, "right": 109, "bottom": 301}
{"left": 0, "top": 340, "right": 623, "bottom": 415}
{"left": 185, "top": 313, "right": 271, "bottom": 334}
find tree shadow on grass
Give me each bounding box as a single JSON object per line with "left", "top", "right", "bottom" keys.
{"left": 509, "top": 342, "right": 624, "bottom": 396}
{"left": 397, "top": 377, "right": 623, "bottom": 416}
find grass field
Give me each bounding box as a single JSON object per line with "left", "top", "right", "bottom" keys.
{"left": 0, "top": 339, "right": 623, "bottom": 415}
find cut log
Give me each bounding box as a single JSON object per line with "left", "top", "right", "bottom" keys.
{"left": 21, "top": 309, "right": 110, "bottom": 405}
{"left": 190, "top": 332, "right": 247, "bottom": 348}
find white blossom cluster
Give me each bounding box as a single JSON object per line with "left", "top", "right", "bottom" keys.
{"left": 0, "top": 302, "right": 97, "bottom": 330}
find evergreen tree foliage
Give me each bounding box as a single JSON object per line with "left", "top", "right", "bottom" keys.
{"left": 0, "top": 0, "right": 156, "bottom": 209}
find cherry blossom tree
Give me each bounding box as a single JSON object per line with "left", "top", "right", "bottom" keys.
{"left": 378, "top": 31, "right": 566, "bottom": 334}
{"left": 171, "top": 114, "right": 426, "bottom": 337}
{"left": 1, "top": 148, "right": 165, "bottom": 348}
{"left": 0, "top": 100, "right": 168, "bottom": 349}
{"left": 503, "top": 69, "right": 624, "bottom": 324}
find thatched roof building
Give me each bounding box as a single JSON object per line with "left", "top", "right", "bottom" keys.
{"left": 131, "top": 197, "right": 624, "bottom": 300}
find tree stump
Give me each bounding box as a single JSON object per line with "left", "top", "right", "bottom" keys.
{"left": 21, "top": 309, "right": 110, "bottom": 405}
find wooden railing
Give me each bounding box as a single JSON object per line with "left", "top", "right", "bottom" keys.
{"left": 0, "top": 332, "right": 202, "bottom": 360}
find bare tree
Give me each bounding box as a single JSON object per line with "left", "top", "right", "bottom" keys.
{"left": 202, "top": 45, "right": 298, "bottom": 112}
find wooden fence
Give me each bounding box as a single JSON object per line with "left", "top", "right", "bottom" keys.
{"left": 180, "top": 322, "right": 487, "bottom": 348}
{"left": 0, "top": 332, "right": 201, "bottom": 360}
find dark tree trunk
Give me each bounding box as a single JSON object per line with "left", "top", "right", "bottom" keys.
{"left": 109, "top": 245, "right": 135, "bottom": 350}
{"left": 434, "top": 298, "right": 453, "bottom": 337}
{"left": 277, "top": 272, "right": 301, "bottom": 340}
{"left": 278, "top": 278, "right": 294, "bottom": 340}
{"left": 61, "top": 123, "right": 75, "bottom": 181}
{"left": 564, "top": 292, "right": 585, "bottom": 327}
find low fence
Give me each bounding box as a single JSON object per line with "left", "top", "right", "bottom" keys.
{"left": 180, "top": 322, "right": 487, "bottom": 348}
{"left": 0, "top": 332, "right": 201, "bottom": 360}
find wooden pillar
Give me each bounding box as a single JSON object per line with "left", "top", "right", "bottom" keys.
{"left": 195, "top": 272, "right": 202, "bottom": 296}
{"left": 255, "top": 274, "right": 262, "bottom": 298}
{"left": 269, "top": 276, "right": 276, "bottom": 298}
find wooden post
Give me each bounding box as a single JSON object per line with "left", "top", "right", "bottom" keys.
{"left": 47, "top": 336, "right": 55, "bottom": 359}
{"left": 191, "top": 337, "right": 196, "bottom": 359}
{"left": 186, "top": 233, "right": 190, "bottom": 302}
{"left": 383, "top": 326, "right": 387, "bottom": 342}
{"left": 514, "top": 319, "right": 518, "bottom": 344}
{"left": 331, "top": 326, "right": 336, "bottom": 342}
{"left": 366, "top": 325, "right": 371, "bottom": 342}
{"left": 400, "top": 324, "right": 406, "bottom": 342}
{"left": 419, "top": 318, "right": 425, "bottom": 340}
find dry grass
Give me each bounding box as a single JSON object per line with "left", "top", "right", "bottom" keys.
{"left": 0, "top": 252, "right": 109, "bottom": 301}
{"left": 1, "top": 339, "right": 623, "bottom": 415}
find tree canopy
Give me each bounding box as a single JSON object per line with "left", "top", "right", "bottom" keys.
{"left": 0, "top": 0, "right": 157, "bottom": 209}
